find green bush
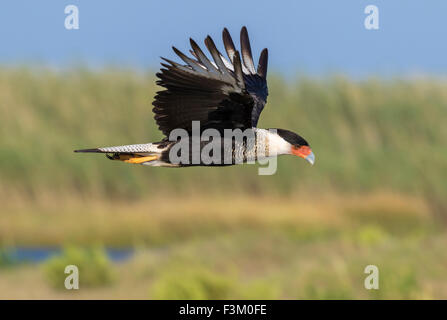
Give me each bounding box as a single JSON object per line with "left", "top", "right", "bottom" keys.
{"left": 354, "top": 225, "right": 389, "bottom": 246}
{"left": 0, "top": 248, "right": 17, "bottom": 268}
{"left": 235, "top": 280, "right": 281, "bottom": 299}
{"left": 43, "top": 246, "right": 115, "bottom": 289}
{"left": 151, "top": 266, "right": 236, "bottom": 300}
{"left": 151, "top": 264, "right": 283, "bottom": 300}
{"left": 368, "top": 266, "right": 421, "bottom": 299}
{"left": 296, "top": 269, "right": 355, "bottom": 299}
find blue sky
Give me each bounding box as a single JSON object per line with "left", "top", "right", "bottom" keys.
{"left": 0, "top": 0, "right": 445, "bottom": 77}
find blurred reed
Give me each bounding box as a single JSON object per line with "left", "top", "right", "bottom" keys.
{"left": 0, "top": 68, "right": 445, "bottom": 209}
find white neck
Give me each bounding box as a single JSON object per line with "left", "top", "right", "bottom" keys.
{"left": 257, "top": 129, "right": 292, "bottom": 156}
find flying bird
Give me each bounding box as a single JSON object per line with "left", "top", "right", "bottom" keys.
{"left": 75, "top": 27, "right": 315, "bottom": 167}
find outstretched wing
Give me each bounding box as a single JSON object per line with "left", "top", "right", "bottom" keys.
{"left": 152, "top": 27, "right": 268, "bottom": 137}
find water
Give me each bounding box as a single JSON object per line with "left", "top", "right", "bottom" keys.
{"left": 4, "top": 247, "right": 134, "bottom": 264}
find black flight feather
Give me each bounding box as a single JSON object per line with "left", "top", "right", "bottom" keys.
{"left": 240, "top": 26, "right": 256, "bottom": 74}
{"left": 152, "top": 27, "right": 269, "bottom": 137}
{"left": 257, "top": 48, "right": 268, "bottom": 79}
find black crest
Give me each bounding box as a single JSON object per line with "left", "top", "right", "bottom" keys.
{"left": 275, "top": 128, "right": 309, "bottom": 146}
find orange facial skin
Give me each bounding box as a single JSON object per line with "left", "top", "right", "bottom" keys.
{"left": 291, "top": 145, "right": 312, "bottom": 159}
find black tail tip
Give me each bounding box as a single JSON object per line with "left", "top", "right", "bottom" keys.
{"left": 74, "top": 148, "right": 101, "bottom": 153}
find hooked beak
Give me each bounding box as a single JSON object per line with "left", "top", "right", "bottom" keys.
{"left": 291, "top": 145, "right": 315, "bottom": 165}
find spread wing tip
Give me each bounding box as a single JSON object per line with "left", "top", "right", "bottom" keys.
{"left": 240, "top": 26, "right": 256, "bottom": 74}
{"left": 153, "top": 26, "right": 269, "bottom": 135}
{"left": 257, "top": 48, "right": 268, "bottom": 79}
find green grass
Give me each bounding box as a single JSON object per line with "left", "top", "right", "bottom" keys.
{"left": 2, "top": 227, "right": 446, "bottom": 299}
{"left": 0, "top": 248, "right": 18, "bottom": 268}
{"left": 0, "top": 68, "right": 446, "bottom": 204}
{"left": 1, "top": 67, "right": 447, "bottom": 299}
{"left": 42, "top": 246, "right": 115, "bottom": 289}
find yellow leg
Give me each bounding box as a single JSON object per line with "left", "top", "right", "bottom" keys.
{"left": 122, "top": 155, "right": 158, "bottom": 164}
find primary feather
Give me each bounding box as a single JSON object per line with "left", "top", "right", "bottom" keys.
{"left": 152, "top": 26, "right": 269, "bottom": 137}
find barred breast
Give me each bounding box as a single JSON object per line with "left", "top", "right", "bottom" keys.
{"left": 232, "top": 128, "right": 281, "bottom": 164}
{"left": 162, "top": 128, "right": 290, "bottom": 166}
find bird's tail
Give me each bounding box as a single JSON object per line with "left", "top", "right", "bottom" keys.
{"left": 74, "top": 143, "right": 162, "bottom": 164}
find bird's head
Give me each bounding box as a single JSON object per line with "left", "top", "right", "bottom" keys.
{"left": 276, "top": 129, "right": 315, "bottom": 165}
